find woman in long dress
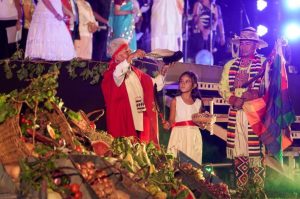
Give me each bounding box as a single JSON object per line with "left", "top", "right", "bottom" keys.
{"left": 25, "top": 0, "right": 76, "bottom": 60}
{"left": 151, "top": 0, "right": 184, "bottom": 52}
{"left": 108, "top": 0, "right": 136, "bottom": 52}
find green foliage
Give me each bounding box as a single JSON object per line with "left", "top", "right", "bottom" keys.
{"left": 0, "top": 58, "right": 108, "bottom": 85}
{"left": 17, "top": 72, "right": 59, "bottom": 109}
{"left": 0, "top": 72, "right": 60, "bottom": 123}
{"left": 0, "top": 94, "right": 18, "bottom": 123}
{"left": 20, "top": 147, "right": 69, "bottom": 196}
{"left": 231, "top": 179, "right": 267, "bottom": 199}
{"left": 16, "top": 64, "right": 28, "bottom": 80}
{"left": 2, "top": 60, "right": 13, "bottom": 79}
{"left": 67, "top": 110, "right": 82, "bottom": 121}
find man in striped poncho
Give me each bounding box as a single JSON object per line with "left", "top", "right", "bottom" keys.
{"left": 219, "top": 27, "right": 268, "bottom": 190}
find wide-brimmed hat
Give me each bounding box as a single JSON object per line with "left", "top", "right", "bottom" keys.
{"left": 232, "top": 27, "right": 268, "bottom": 49}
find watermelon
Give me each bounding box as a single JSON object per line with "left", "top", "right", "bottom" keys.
{"left": 171, "top": 185, "right": 196, "bottom": 199}
{"left": 92, "top": 140, "right": 111, "bottom": 156}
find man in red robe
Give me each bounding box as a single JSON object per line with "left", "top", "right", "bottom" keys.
{"left": 101, "top": 38, "right": 168, "bottom": 144}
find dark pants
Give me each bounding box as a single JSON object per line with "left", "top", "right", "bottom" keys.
{"left": 188, "top": 32, "right": 202, "bottom": 59}
{"left": 188, "top": 31, "right": 216, "bottom": 61}
{"left": 19, "top": 27, "right": 29, "bottom": 53}
{"left": 92, "top": 30, "right": 108, "bottom": 61}
{"left": 0, "top": 20, "right": 18, "bottom": 59}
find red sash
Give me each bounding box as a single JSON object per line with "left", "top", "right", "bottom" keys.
{"left": 172, "top": 120, "right": 197, "bottom": 128}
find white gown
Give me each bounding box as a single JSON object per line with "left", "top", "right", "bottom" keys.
{"left": 151, "top": 0, "right": 183, "bottom": 52}
{"left": 168, "top": 96, "right": 203, "bottom": 164}
{"left": 25, "top": 0, "right": 76, "bottom": 60}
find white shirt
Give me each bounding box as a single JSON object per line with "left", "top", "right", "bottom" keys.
{"left": 113, "top": 59, "right": 165, "bottom": 131}
{"left": 113, "top": 59, "right": 165, "bottom": 91}
{"left": 0, "top": 0, "right": 18, "bottom": 20}
{"left": 77, "top": 0, "right": 97, "bottom": 37}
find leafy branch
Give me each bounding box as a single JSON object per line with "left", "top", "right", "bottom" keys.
{"left": 0, "top": 53, "right": 108, "bottom": 85}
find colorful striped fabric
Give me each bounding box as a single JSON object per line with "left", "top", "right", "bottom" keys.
{"left": 243, "top": 53, "right": 296, "bottom": 162}
{"left": 226, "top": 54, "right": 263, "bottom": 159}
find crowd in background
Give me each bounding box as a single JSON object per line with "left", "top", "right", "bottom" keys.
{"left": 0, "top": 0, "right": 227, "bottom": 64}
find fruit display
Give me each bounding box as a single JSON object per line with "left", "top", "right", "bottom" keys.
{"left": 0, "top": 72, "right": 231, "bottom": 199}
{"left": 75, "top": 161, "right": 115, "bottom": 198}
{"left": 180, "top": 163, "right": 231, "bottom": 199}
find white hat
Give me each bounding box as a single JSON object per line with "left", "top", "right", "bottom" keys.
{"left": 232, "top": 27, "right": 268, "bottom": 49}
{"left": 107, "top": 38, "right": 129, "bottom": 58}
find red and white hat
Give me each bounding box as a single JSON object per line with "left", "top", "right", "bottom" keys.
{"left": 107, "top": 38, "right": 129, "bottom": 58}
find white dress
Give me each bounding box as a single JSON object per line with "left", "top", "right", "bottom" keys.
{"left": 25, "top": 0, "right": 76, "bottom": 60}
{"left": 168, "top": 96, "right": 203, "bottom": 164}
{"left": 151, "top": 0, "right": 182, "bottom": 51}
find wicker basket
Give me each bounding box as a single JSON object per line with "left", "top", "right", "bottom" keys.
{"left": 69, "top": 109, "right": 104, "bottom": 135}
{"left": 192, "top": 112, "right": 216, "bottom": 125}
{"left": 0, "top": 103, "right": 31, "bottom": 165}
{"left": 46, "top": 103, "right": 75, "bottom": 148}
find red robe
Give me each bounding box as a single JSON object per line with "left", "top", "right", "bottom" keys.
{"left": 101, "top": 61, "right": 159, "bottom": 144}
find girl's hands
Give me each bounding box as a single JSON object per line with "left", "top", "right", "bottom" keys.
{"left": 198, "top": 122, "right": 207, "bottom": 130}
{"left": 163, "top": 121, "right": 171, "bottom": 130}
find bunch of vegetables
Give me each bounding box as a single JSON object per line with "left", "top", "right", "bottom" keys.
{"left": 107, "top": 137, "right": 192, "bottom": 198}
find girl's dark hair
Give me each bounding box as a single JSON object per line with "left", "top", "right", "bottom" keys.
{"left": 177, "top": 71, "right": 202, "bottom": 101}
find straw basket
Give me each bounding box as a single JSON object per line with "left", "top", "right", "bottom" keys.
{"left": 46, "top": 103, "right": 75, "bottom": 148}
{"left": 69, "top": 109, "right": 104, "bottom": 135}
{"left": 191, "top": 112, "right": 216, "bottom": 126}
{"left": 0, "top": 103, "right": 31, "bottom": 165}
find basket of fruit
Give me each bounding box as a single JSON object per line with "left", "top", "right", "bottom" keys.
{"left": 45, "top": 103, "right": 76, "bottom": 148}
{"left": 0, "top": 102, "right": 32, "bottom": 164}
{"left": 191, "top": 112, "right": 216, "bottom": 126}
{"left": 70, "top": 155, "right": 151, "bottom": 199}
{"left": 68, "top": 109, "right": 104, "bottom": 135}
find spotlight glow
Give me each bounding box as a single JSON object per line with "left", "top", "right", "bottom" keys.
{"left": 283, "top": 23, "right": 300, "bottom": 41}
{"left": 257, "top": 25, "right": 268, "bottom": 36}
{"left": 257, "top": 0, "right": 267, "bottom": 11}
{"left": 285, "top": 0, "right": 300, "bottom": 10}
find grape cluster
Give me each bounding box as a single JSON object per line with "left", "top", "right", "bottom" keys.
{"left": 200, "top": 180, "right": 230, "bottom": 199}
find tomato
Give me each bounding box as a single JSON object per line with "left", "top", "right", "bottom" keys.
{"left": 75, "top": 146, "right": 83, "bottom": 153}
{"left": 70, "top": 183, "right": 80, "bottom": 193}
{"left": 21, "top": 117, "right": 27, "bottom": 124}
{"left": 26, "top": 120, "right": 33, "bottom": 125}
{"left": 89, "top": 122, "right": 96, "bottom": 129}
{"left": 74, "top": 191, "right": 82, "bottom": 199}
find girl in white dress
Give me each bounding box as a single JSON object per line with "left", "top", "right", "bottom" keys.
{"left": 25, "top": 0, "right": 76, "bottom": 60}
{"left": 163, "top": 71, "right": 204, "bottom": 164}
